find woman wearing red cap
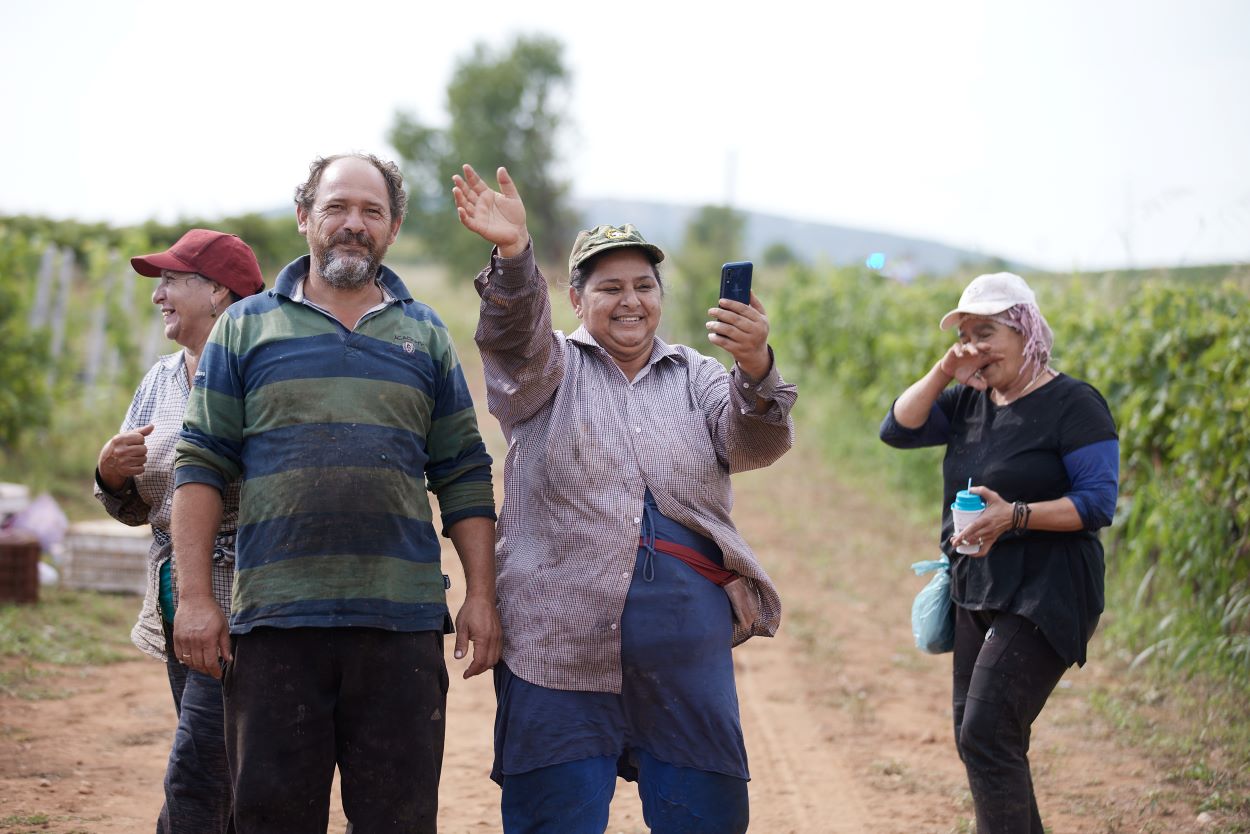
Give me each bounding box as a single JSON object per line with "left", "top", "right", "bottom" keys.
{"left": 94, "top": 229, "right": 263, "bottom": 834}
{"left": 880, "top": 272, "right": 1119, "bottom": 834}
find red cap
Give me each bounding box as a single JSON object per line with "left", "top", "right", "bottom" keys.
{"left": 131, "top": 229, "right": 264, "bottom": 298}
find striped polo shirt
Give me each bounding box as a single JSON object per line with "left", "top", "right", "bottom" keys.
{"left": 174, "top": 255, "right": 495, "bottom": 635}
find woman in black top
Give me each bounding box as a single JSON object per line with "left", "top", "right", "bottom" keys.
{"left": 880, "top": 272, "right": 1119, "bottom": 834}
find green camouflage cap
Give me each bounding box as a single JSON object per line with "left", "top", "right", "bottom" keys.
{"left": 568, "top": 224, "right": 666, "bottom": 276}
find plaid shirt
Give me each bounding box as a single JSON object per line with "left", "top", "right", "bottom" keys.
{"left": 475, "top": 244, "right": 797, "bottom": 693}
{"left": 94, "top": 351, "right": 237, "bottom": 661}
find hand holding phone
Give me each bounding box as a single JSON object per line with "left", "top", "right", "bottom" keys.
{"left": 709, "top": 261, "right": 770, "bottom": 379}
{"left": 719, "top": 261, "right": 753, "bottom": 306}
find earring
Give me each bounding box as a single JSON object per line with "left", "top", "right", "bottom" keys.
{"left": 210, "top": 302, "right": 218, "bottom": 318}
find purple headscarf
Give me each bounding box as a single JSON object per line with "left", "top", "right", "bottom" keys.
{"left": 985, "top": 303, "right": 1054, "bottom": 381}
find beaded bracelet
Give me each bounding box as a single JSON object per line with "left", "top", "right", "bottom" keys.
{"left": 1011, "top": 501, "right": 1032, "bottom": 532}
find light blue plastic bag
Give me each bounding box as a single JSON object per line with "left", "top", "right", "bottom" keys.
{"left": 911, "top": 554, "right": 954, "bottom": 654}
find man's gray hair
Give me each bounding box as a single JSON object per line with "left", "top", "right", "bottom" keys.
{"left": 294, "top": 153, "right": 408, "bottom": 223}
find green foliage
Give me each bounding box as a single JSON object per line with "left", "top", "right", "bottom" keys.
{"left": 0, "top": 212, "right": 307, "bottom": 511}
{"left": 769, "top": 264, "right": 1250, "bottom": 687}
{"left": 390, "top": 34, "right": 576, "bottom": 280}
{"left": 1054, "top": 281, "right": 1250, "bottom": 681}
{"left": 132, "top": 212, "right": 306, "bottom": 279}
{"left": 0, "top": 226, "right": 54, "bottom": 448}
{"left": 1, "top": 212, "right": 305, "bottom": 280}
{"left": 668, "top": 205, "right": 747, "bottom": 346}
{"left": 0, "top": 219, "right": 150, "bottom": 511}
{"left": 0, "top": 215, "right": 121, "bottom": 260}
{"left": 762, "top": 241, "right": 801, "bottom": 268}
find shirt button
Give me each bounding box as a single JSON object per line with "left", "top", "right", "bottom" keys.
{"left": 742, "top": 381, "right": 751, "bottom": 388}
{"left": 740, "top": 407, "right": 749, "bottom": 414}
{"left": 621, "top": 571, "right": 630, "bottom": 579}
{"left": 634, "top": 426, "right": 641, "bottom": 433}
{"left": 610, "top": 623, "right": 618, "bottom": 630}
{"left": 632, "top": 517, "right": 641, "bottom": 524}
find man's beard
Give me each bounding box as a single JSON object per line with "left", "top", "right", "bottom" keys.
{"left": 318, "top": 230, "right": 383, "bottom": 289}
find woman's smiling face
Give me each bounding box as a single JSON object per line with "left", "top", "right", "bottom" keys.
{"left": 151, "top": 270, "right": 218, "bottom": 349}
{"left": 570, "top": 249, "right": 663, "bottom": 376}
{"left": 957, "top": 316, "right": 1026, "bottom": 390}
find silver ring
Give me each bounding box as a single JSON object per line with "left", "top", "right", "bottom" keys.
{"left": 181, "top": 653, "right": 191, "bottom": 659}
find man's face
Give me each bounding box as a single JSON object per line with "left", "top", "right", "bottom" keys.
{"left": 297, "top": 157, "right": 402, "bottom": 289}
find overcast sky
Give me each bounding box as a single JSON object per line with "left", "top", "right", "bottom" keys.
{"left": 3, "top": 0, "right": 1247, "bottom": 271}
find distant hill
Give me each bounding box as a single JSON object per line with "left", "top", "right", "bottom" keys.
{"left": 573, "top": 198, "right": 1018, "bottom": 278}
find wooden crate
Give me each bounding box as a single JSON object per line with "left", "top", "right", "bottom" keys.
{"left": 0, "top": 531, "right": 40, "bottom": 604}
{"left": 61, "top": 520, "right": 152, "bottom": 595}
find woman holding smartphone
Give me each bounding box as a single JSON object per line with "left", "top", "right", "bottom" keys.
{"left": 455, "top": 163, "right": 797, "bottom": 834}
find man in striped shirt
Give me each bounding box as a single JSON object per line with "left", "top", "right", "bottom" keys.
{"left": 171, "top": 153, "right": 498, "bottom": 833}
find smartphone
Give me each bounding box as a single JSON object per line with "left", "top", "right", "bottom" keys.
{"left": 720, "top": 261, "right": 753, "bottom": 306}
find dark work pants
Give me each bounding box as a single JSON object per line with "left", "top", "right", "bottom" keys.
{"left": 223, "top": 627, "right": 448, "bottom": 834}
{"left": 952, "top": 607, "right": 1069, "bottom": 834}
{"left": 160, "top": 623, "right": 234, "bottom": 834}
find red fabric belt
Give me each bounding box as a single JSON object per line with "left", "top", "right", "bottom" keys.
{"left": 639, "top": 537, "right": 736, "bottom": 587}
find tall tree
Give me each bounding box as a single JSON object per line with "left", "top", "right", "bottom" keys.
{"left": 390, "top": 35, "right": 575, "bottom": 279}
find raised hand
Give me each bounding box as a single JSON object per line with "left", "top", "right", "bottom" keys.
{"left": 452, "top": 164, "right": 530, "bottom": 258}
{"left": 97, "top": 423, "right": 155, "bottom": 492}
{"left": 939, "top": 341, "right": 992, "bottom": 390}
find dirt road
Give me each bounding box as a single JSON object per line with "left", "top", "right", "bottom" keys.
{"left": 0, "top": 443, "right": 1192, "bottom": 832}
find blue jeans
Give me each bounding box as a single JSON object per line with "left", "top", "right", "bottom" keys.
{"left": 501, "top": 749, "right": 749, "bottom": 834}
{"left": 160, "top": 647, "right": 233, "bottom": 834}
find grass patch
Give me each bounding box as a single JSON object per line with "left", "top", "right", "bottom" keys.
{"left": 0, "top": 813, "right": 99, "bottom": 834}
{"left": 0, "top": 813, "right": 50, "bottom": 826}
{"left": 1083, "top": 659, "right": 1250, "bottom": 828}
{"left": 0, "top": 588, "right": 135, "bottom": 698}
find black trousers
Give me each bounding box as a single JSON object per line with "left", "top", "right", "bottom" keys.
{"left": 952, "top": 607, "right": 1068, "bottom": 834}
{"left": 223, "top": 627, "right": 448, "bottom": 834}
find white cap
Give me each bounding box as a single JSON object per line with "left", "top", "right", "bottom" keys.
{"left": 939, "top": 272, "right": 1036, "bottom": 330}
